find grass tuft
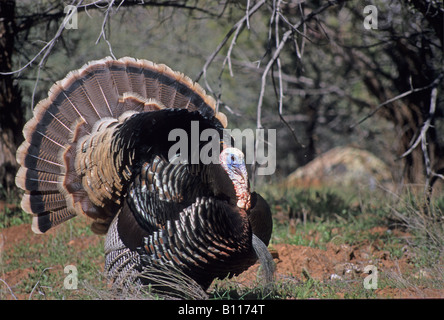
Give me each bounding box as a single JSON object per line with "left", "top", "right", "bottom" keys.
{"left": 1, "top": 184, "right": 443, "bottom": 299}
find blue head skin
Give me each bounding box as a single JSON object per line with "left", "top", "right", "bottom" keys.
{"left": 219, "top": 148, "right": 251, "bottom": 210}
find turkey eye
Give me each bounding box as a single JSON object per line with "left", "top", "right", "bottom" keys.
{"left": 231, "top": 155, "right": 235, "bottom": 162}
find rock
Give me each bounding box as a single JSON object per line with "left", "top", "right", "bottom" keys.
{"left": 330, "top": 273, "right": 343, "bottom": 281}
{"left": 285, "top": 146, "right": 393, "bottom": 190}
{"left": 334, "top": 262, "right": 362, "bottom": 280}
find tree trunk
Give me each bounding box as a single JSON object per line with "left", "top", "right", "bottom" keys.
{"left": 0, "top": 0, "right": 23, "bottom": 193}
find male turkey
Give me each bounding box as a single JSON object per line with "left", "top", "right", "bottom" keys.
{"left": 15, "top": 57, "right": 273, "bottom": 293}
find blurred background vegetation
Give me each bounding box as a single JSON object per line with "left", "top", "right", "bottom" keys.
{"left": 1, "top": 0, "right": 443, "bottom": 300}
{"left": 1, "top": 0, "right": 443, "bottom": 194}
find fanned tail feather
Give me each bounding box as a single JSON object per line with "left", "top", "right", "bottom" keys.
{"left": 16, "top": 57, "right": 227, "bottom": 234}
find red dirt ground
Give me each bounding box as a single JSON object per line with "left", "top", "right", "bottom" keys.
{"left": 234, "top": 241, "right": 443, "bottom": 298}
{"left": 1, "top": 201, "right": 443, "bottom": 299}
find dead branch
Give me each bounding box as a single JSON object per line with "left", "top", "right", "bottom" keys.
{"left": 0, "top": 0, "right": 84, "bottom": 111}
{"left": 30, "top": 0, "right": 84, "bottom": 110}
{"left": 350, "top": 74, "right": 444, "bottom": 129}
{"left": 95, "top": 0, "right": 117, "bottom": 59}
{"left": 0, "top": 279, "right": 17, "bottom": 300}
{"left": 399, "top": 87, "right": 438, "bottom": 160}
{"left": 28, "top": 267, "right": 53, "bottom": 300}
{"left": 194, "top": 0, "right": 266, "bottom": 83}
{"left": 0, "top": 0, "right": 82, "bottom": 77}
{"left": 251, "top": 1, "right": 343, "bottom": 185}
{"left": 271, "top": 0, "right": 304, "bottom": 148}
{"left": 255, "top": 1, "right": 343, "bottom": 129}
{"left": 3, "top": 0, "right": 220, "bottom": 78}
{"left": 399, "top": 86, "right": 441, "bottom": 191}
{"left": 79, "top": 0, "right": 220, "bottom": 17}
{"left": 256, "top": 0, "right": 344, "bottom": 128}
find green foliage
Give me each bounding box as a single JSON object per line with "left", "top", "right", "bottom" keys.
{"left": 0, "top": 197, "right": 30, "bottom": 229}
{"left": 211, "top": 274, "right": 381, "bottom": 299}
{"left": 208, "top": 186, "right": 443, "bottom": 299}
{"left": 1, "top": 185, "right": 443, "bottom": 299}
{"left": 0, "top": 207, "right": 29, "bottom": 229}
{"left": 10, "top": 1, "right": 444, "bottom": 187}
{"left": 3, "top": 0, "right": 443, "bottom": 300}
{"left": 390, "top": 191, "right": 444, "bottom": 270}
{"left": 266, "top": 188, "right": 389, "bottom": 249}
{"left": 1, "top": 218, "right": 106, "bottom": 300}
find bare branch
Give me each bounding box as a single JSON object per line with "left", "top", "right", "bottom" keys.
{"left": 246, "top": 0, "right": 251, "bottom": 30}
{"left": 79, "top": 0, "right": 221, "bottom": 17}
{"left": 271, "top": 1, "right": 304, "bottom": 148}
{"left": 0, "top": 279, "right": 17, "bottom": 300}
{"left": 28, "top": 267, "right": 53, "bottom": 300}
{"left": 95, "top": 0, "right": 117, "bottom": 59}
{"left": 256, "top": 29, "right": 292, "bottom": 129}
{"left": 0, "top": 0, "right": 82, "bottom": 77}
{"left": 398, "top": 86, "right": 439, "bottom": 191}
{"left": 221, "top": 17, "right": 244, "bottom": 78}
{"left": 194, "top": 0, "right": 266, "bottom": 82}
{"left": 255, "top": 0, "right": 344, "bottom": 130}
{"left": 7, "top": 0, "right": 220, "bottom": 76}
{"left": 350, "top": 74, "right": 444, "bottom": 129}
{"left": 252, "top": 1, "right": 343, "bottom": 183}
{"left": 30, "top": 0, "right": 84, "bottom": 109}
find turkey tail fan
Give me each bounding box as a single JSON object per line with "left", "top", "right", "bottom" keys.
{"left": 16, "top": 57, "right": 227, "bottom": 234}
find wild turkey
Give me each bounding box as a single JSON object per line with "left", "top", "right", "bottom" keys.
{"left": 15, "top": 57, "right": 273, "bottom": 293}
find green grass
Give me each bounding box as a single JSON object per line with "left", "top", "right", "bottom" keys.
{"left": 1, "top": 185, "right": 443, "bottom": 299}
{"left": 1, "top": 218, "right": 107, "bottom": 300}
{"left": 238, "top": 185, "right": 443, "bottom": 299}
{"left": 265, "top": 186, "right": 396, "bottom": 248}
{"left": 0, "top": 199, "right": 30, "bottom": 229}
{"left": 210, "top": 272, "right": 382, "bottom": 299}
